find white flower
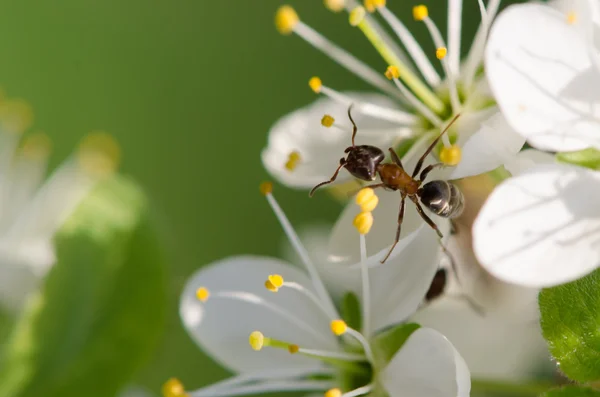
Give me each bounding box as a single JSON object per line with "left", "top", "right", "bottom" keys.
{"left": 485, "top": 0, "right": 600, "bottom": 152}
{"left": 473, "top": 149, "right": 600, "bottom": 287}
{"left": 262, "top": 0, "right": 525, "bottom": 191}
{"left": 0, "top": 96, "right": 119, "bottom": 311}
{"left": 174, "top": 184, "right": 469, "bottom": 397}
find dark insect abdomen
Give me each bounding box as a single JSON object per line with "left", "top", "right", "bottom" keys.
{"left": 419, "top": 180, "right": 465, "bottom": 218}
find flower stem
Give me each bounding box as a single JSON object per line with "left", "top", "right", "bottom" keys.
{"left": 471, "top": 378, "right": 555, "bottom": 396}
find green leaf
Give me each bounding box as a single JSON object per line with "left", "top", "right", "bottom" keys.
{"left": 0, "top": 175, "right": 166, "bottom": 397}
{"left": 541, "top": 385, "right": 600, "bottom": 397}
{"left": 371, "top": 322, "right": 420, "bottom": 366}
{"left": 557, "top": 148, "right": 600, "bottom": 170}
{"left": 341, "top": 292, "right": 362, "bottom": 332}
{"left": 539, "top": 269, "right": 600, "bottom": 383}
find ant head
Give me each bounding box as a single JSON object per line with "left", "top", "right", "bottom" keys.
{"left": 343, "top": 145, "right": 385, "bottom": 181}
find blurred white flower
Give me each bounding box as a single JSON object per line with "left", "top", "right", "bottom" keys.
{"left": 173, "top": 183, "right": 469, "bottom": 397}
{"left": 0, "top": 96, "right": 119, "bottom": 311}
{"left": 262, "top": 0, "right": 525, "bottom": 190}
{"left": 474, "top": 149, "right": 600, "bottom": 287}
{"left": 485, "top": 0, "right": 600, "bottom": 152}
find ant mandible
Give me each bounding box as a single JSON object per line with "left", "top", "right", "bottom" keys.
{"left": 310, "top": 105, "right": 465, "bottom": 264}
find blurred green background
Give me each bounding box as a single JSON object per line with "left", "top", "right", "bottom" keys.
{"left": 0, "top": 0, "right": 502, "bottom": 394}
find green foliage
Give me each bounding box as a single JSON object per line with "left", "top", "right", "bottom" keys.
{"left": 539, "top": 269, "right": 600, "bottom": 383}
{"left": 540, "top": 385, "right": 600, "bottom": 397}
{"left": 371, "top": 322, "right": 420, "bottom": 366}
{"left": 557, "top": 148, "right": 600, "bottom": 170}
{"left": 0, "top": 175, "right": 166, "bottom": 397}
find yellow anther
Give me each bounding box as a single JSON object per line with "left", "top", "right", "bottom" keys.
{"left": 436, "top": 47, "right": 448, "bottom": 60}
{"left": 260, "top": 181, "right": 273, "bottom": 195}
{"left": 321, "top": 114, "right": 335, "bottom": 127}
{"left": 440, "top": 144, "right": 462, "bottom": 166}
{"left": 77, "top": 131, "right": 120, "bottom": 177}
{"left": 324, "top": 0, "right": 345, "bottom": 12}
{"left": 356, "top": 187, "right": 379, "bottom": 212}
{"left": 330, "top": 319, "right": 348, "bottom": 336}
{"left": 196, "top": 287, "right": 210, "bottom": 302}
{"left": 309, "top": 77, "right": 322, "bottom": 93}
{"left": 372, "top": 0, "right": 386, "bottom": 7}
{"left": 0, "top": 99, "right": 33, "bottom": 134}
{"left": 567, "top": 11, "right": 577, "bottom": 24}
{"left": 268, "top": 274, "right": 284, "bottom": 288}
{"left": 162, "top": 378, "right": 187, "bottom": 397}
{"left": 288, "top": 344, "right": 299, "bottom": 354}
{"left": 21, "top": 132, "right": 51, "bottom": 159}
{"left": 353, "top": 211, "right": 374, "bottom": 235}
{"left": 285, "top": 150, "right": 301, "bottom": 171}
{"left": 325, "top": 388, "right": 343, "bottom": 397}
{"left": 349, "top": 6, "right": 366, "bottom": 26}
{"left": 385, "top": 65, "right": 400, "bottom": 80}
{"left": 364, "top": 0, "right": 376, "bottom": 13}
{"left": 249, "top": 331, "right": 265, "bottom": 351}
{"left": 265, "top": 279, "right": 278, "bottom": 292}
{"left": 275, "top": 5, "right": 299, "bottom": 35}
{"left": 413, "top": 5, "right": 428, "bottom": 21}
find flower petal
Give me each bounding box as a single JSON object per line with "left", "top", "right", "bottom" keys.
{"left": 473, "top": 163, "right": 600, "bottom": 287}
{"left": 449, "top": 112, "right": 525, "bottom": 180}
{"left": 262, "top": 93, "right": 408, "bottom": 189}
{"left": 381, "top": 327, "right": 470, "bottom": 397}
{"left": 486, "top": 3, "right": 600, "bottom": 152}
{"left": 180, "top": 256, "right": 338, "bottom": 373}
{"left": 503, "top": 148, "right": 556, "bottom": 176}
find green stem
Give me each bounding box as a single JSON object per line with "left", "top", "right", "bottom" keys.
{"left": 356, "top": 19, "right": 446, "bottom": 115}
{"left": 471, "top": 379, "right": 556, "bottom": 396}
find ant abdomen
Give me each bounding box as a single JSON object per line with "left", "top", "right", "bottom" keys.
{"left": 418, "top": 180, "right": 465, "bottom": 219}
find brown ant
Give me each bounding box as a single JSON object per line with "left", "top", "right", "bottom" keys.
{"left": 310, "top": 105, "right": 465, "bottom": 264}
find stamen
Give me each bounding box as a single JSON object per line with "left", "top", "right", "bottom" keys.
{"left": 0, "top": 98, "right": 33, "bottom": 135}
{"left": 21, "top": 132, "right": 51, "bottom": 160}
{"left": 163, "top": 378, "right": 188, "bottom": 397}
{"left": 324, "top": 0, "right": 345, "bottom": 12}
{"left": 363, "top": 0, "right": 375, "bottom": 13}
{"left": 341, "top": 384, "right": 374, "bottom": 397}
{"left": 259, "top": 181, "right": 273, "bottom": 195}
{"left": 285, "top": 151, "right": 301, "bottom": 171}
{"left": 196, "top": 287, "right": 210, "bottom": 302}
{"left": 321, "top": 115, "right": 335, "bottom": 127}
{"left": 463, "top": 0, "right": 501, "bottom": 90}
{"left": 439, "top": 144, "right": 462, "bottom": 166}
{"left": 261, "top": 183, "right": 340, "bottom": 320}
{"left": 77, "top": 131, "right": 120, "bottom": 177}
{"left": 330, "top": 320, "right": 375, "bottom": 363}
{"left": 436, "top": 47, "right": 448, "bottom": 60}
{"left": 281, "top": 280, "right": 337, "bottom": 320}
{"left": 349, "top": 6, "right": 445, "bottom": 114}
{"left": 353, "top": 212, "right": 373, "bottom": 235}
{"left": 312, "top": 79, "right": 418, "bottom": 125}
{"left": 280, "top": 10, "right": 404, "bottom": 100}
{"left": 298, "top": 347, "right": 366, "bottom": 362}
{"left": 189, "top": 380, "right": 333, "bottom": 397}
{"left": 355, "top": 187, "right": 378, "bottom": 212}
{"left": 414, "top": 7, "right": 461, "bottom": 112}
{"left": 385, "top": 66, "right": 443, "bottom": 127}
{"left": 566, "top": 11, "right": 577, "bottom": 24}
{"left": 376, "top": 5, "right": 441, "bottom": 87}
{"left": 249, "top": 331, "right": 265, "bottom": 351}
{"left": 326, "top": 388, "right": 342, "bottom": 397}
{"left": 359, "top": 233, "right": 371, "bottom": 338}
{"left": 275, "top": 5, "right": 299, "bottom": 35}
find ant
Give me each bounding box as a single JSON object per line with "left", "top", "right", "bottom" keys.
{"left": 310, "top": 105, "right": 465, "bottom": 264}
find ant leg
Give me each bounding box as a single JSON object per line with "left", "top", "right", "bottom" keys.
{"left": 348, "top": 104, "right": 358, "bottom": 146}
{"left": 309, "top": 158, "right": 346, "bottom": 197}
{"left": 380, "top": 194, "right": 406, "bottom": 264}
{"left": 419, "top": 162, "right": 444, "bottom": 182}
{"left": 388, "top": 148, "right": 404, "bottom": 169}
{"left": 410, "top": 196, "right": 444, "bottom": 238}
{"left": 412, "top": 113, "right": 461, "bottom": 178}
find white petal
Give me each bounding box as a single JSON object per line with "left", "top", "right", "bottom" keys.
{"left": 0, "top": 247, "right": 45, "bottom": 311}
{"left": 413, "top": 297, "right": 551, "bottom": 381}
{"left": 449, "top": 112, "right": 525, "bottom": 180}
{"left": 473, "top": 163, "right": 600, "bottom": 287}
{"left": 486, "top": 3, "right": 600, "bottom": 151}
{"left": 180, "top": 256, "right": 338, "bottom": 374}
{"left": 503, "top": 149, "right": 556, "bottom": 176}
{"left": 262, "top": 93, "right": 408, "bottom": 189}
{"left": 381, "top": 327, "right": 470, "bottom": 397}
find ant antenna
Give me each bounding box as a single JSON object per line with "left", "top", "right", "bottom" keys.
{"left": 412, "top": 113, "right": 462, "bottom": 179}
{"left": 347, "top": 104, "right": 357, "bottom": 146}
